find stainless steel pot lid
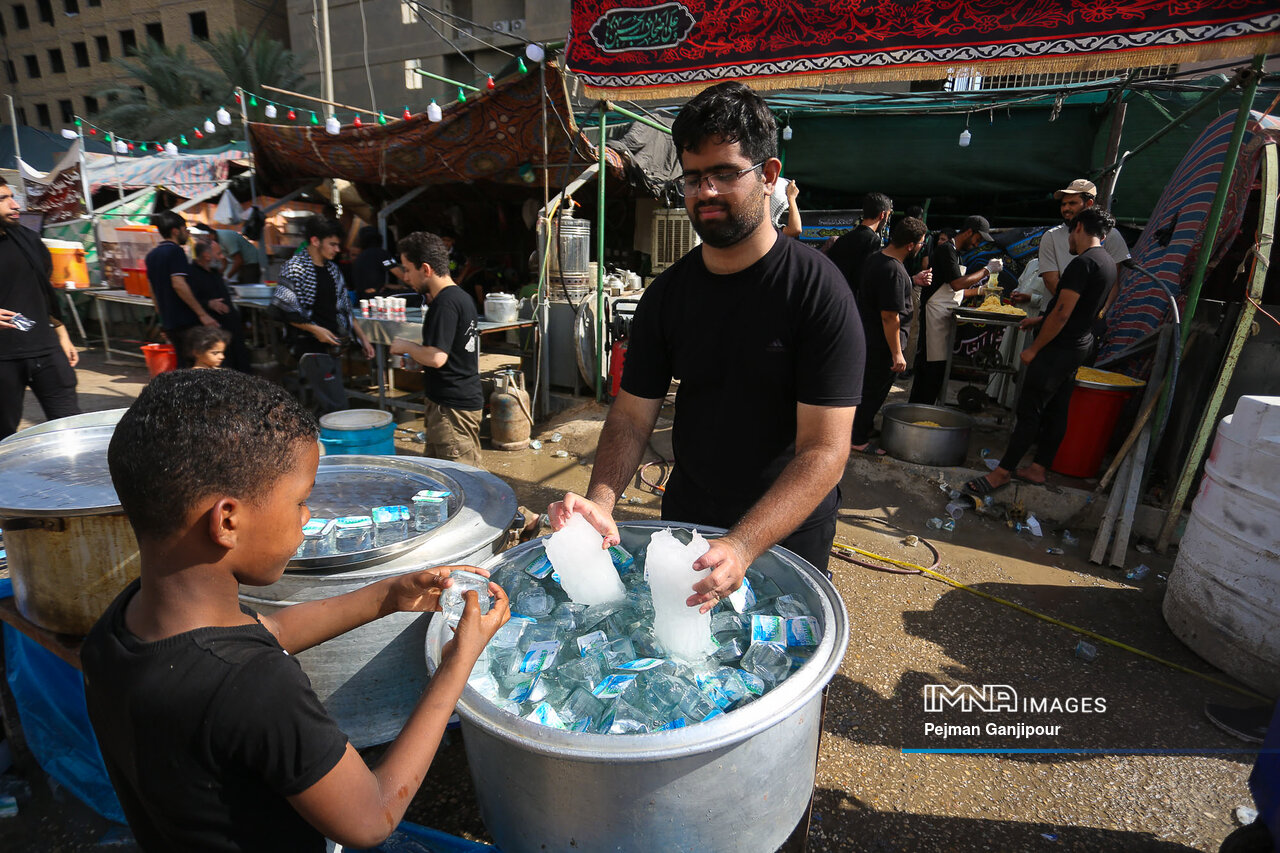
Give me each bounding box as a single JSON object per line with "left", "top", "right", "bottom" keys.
{"left": 0, "top": 409, "right": 127, "bottom": 446}
{"left": 0, "top": 424, "right": 121, "bottom": 517}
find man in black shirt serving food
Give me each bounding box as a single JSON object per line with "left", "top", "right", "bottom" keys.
{"left": 548, "top": 82, "right": 865, "bottom": 606}
{"left": 966, "top": 206, "right": 1118, "bottom": 496}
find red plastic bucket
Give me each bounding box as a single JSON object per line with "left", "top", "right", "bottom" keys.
{"left": 141, "top": 343, "right": 177, "bottom": 378}
{"left": 1051, "top": 383, "right": 1138, "bottom": 478}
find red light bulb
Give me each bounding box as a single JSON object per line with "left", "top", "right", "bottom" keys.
{"left": 486, "top": 76, "right": 495, "bottom": 90}
{"left": 195, "top": 129, "right": 203, "bottom": 139}
{"left": 402, "top": 106, "right": 411, "bottom": 120}
{"left": 234, "top": 92, "right": 241, "bottom": 104}
{"left": 287, "top": 109, "right": 296, "bottom": 121}
{"left": 353, "top": 115, "right": 362, "bottom": 128}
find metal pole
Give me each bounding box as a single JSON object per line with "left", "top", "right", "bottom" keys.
{"left": 602, "top": 101, "right": 671, "bottom": 135}
{"left": 5, "top": 95, "right": 25, "bottom": 199}
{"left": 319, "top": 0, "right": 340, "bottom": 218}
{"left": 237, "top": 87, "right": 259, "bottom": 208}
{"left": 75, "top": 120, "right": 93, "bottom": 217}
{"left": 596, "top": 103, "right": 607, "bottom": 402}
{"left": 1156, "top": 140, "right": 1276, "bottom": 553}
{"left": 538, "top": 60, "right": 550, "bottom": 418}
{"left": 413, "top": 68, "right": 480, "bottom": 93}
{"left": 1179, "top": 54, "right": 1265, "bottom": 345}
{"left": 1098, "top": 101, "right": 1127, "bottom": 209}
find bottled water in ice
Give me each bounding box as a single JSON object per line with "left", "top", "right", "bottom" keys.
{"left": 371, "top": 505, "right": 411, "bottom": 547}
{"left": 439, "top": 570, "right": 493, "bottom": 625}
{"left": 645, "top": 528, "right": 715, "bottom": 662}
{"left": 515, "top": 587, "right": 553, "bottom": 617}
{"left": 297, "top": 518, "right": 335, "bottom": 558}
{"left": 740, "top": 642, "right": 791, "bottom": 689}
{"left": 333, "top": 516, "right": 373, "bottom": 552}
{"left": 542, "top": 513, "right": 627, "bottom": 606}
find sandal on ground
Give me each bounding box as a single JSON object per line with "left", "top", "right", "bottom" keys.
{"left": 851, "top": 442, "right": 887, "bottom": 456}
{"left": 964, "top": 476, "right": 1005, "bottom": 496}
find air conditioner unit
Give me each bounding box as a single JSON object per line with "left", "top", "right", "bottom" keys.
{"left": 509, "top": 19, "right": 525, "bottom": 31}
{"left": 492, "top": 20, "right": 509, "bottom": 32}
{"left": 650, "top": 208, "right": 700, "bottom": 273}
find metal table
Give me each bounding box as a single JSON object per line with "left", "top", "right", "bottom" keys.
{"left": 940, "top": 306, "right": 1030, "bottom": 407}
{"left": 87, "top": 289, "right": 157, "bottom": 364}
{"left": 54, "top": 284, "right": 111, "bottom": 346}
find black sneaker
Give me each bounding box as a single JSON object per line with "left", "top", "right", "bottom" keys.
{"left": 1204, "top": 701, "right": 1272, "bottom": 744}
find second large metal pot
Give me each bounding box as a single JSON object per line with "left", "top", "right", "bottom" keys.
{"left": 426, "top": 521, "right": 849, "bottom": 853}
{"left": 880, "top": 403, "right": 973, "bottom": 466}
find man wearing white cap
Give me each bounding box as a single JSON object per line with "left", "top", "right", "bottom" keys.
{"left": 1039, "top": 179, "right": 1129, "bottom": 301}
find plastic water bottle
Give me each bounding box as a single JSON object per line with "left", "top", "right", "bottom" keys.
{"left": 1125, "top": 564, "right": 1151, "bottom": 581}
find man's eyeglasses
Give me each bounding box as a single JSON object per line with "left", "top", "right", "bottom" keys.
{"left": 677, "top": 162, "right": 766, "bottom": 197}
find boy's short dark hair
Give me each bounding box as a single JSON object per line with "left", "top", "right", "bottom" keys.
{"left": 671, "top": 81, "right": 777, "bottom": 164}
{"left": 397, "top": 231, "right": 449, "bottom": 275}
{"left": 109, "top": 370, "right": 318, "bottom": 541}
{"left": 151, "top": 210, "right": 186, "bottom": 240}
{"left": 184, "top": 325, "right": 231, "bottom": 359}
{"left": 303, "top": 215, "right": 343, "bottom": 245}
{"left": 890, "top": 217, "right": 927, "bottom": 248}
{"left": 1074, "top": 206, "right": 1115, "bottom": 240}
{"left": 862, "top": 193, "right": 893, "bottom": 219}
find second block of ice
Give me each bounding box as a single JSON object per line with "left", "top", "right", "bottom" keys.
{"left": 644, "top": 528, "right": 715, "bottom": 662}
{"left": 543, "top": 513, "right": 627, "bottom": 606}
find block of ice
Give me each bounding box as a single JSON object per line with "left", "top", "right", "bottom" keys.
{"left": 711, "top": 611, "right": 747, "bottom": 636}
{"left": 580, "top": 602, "right": 625, "bottom": 630}
{"left": 519, "top": 640, "right": 562, "bottom": 673}
{"left": 333, "top": 516, "right": 373, "bottom": 552}
{"left": 634, "top": 672, "right": 686, "bottom": 713}
{"left": 518, "top": 623, "right": 559, "bottom": 652}
{"left": 629, "top": 627, "right": 662, "bottom": 658}
{"left": 542, "top": 513, "right": 627, "bottom": 606}
{"left": 490, "top": 616, "right": 532, "bottom": 649}
{"left": 740, "top": 642, "right": 791, "bottom": 688}
{"left": 677, "top": 686, "right": 717, "bottom": 722}
{"left": 551, "top": 602, "right": 586, "bottom": 632}
{"left": 438, "top": 570, "right": 493, "bottom": 625}
{"left": 645, "top": 528, "right": 715, "bottom": 662}
{"left": 467, "top": 670, "right": 503, "bottom": 702}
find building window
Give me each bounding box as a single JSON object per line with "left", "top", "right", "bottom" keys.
{"left": 35, "top": 103, "right": 51, "bottom": 127}
{"left": 48, "top": 47, "right": 65, "bottom": 73}
{"left": 405, "top": 59, "right": 422, "bottom": 89}
{"left": 144, "top": 21, "right": 162, "bottom": 45}
{"left": 87, "top": 0, "right": 98, "bottom": 6}
{"left": 16, "top": 107, "right": 27, "bottom": 125}
{"left": 13, "top": 4, "right": 28, "bottom": 28}
{"left": 120, "top": 29, "right": 135, "bottom": 55}
{"left": 63, "top": 0, "right": 77, "bottom": 14}
{"left": 95, "top": 34, "right": 109, "bottom": 61}
{"left": 36, "top": 0, "right": 50, "bottom": 24}
{"left": 189, "top": 11, "right": 207, "bottom": 40}
{"left": 4, "top": 61, "right": 15, "bottom": 84}
{"left": 401, "top": 1, "right": 415, "bottom": 25}
{"left": 24, "top": 54, "right": 39, "bottom": 78}
{"left": 84, "top": 95, "right": 97, "bottom": 114}
{"left": 59, "top": 99, "right": 73, "bottom": 124}
{"left": 73, "top": 41, "right": 89, "bottom": 66}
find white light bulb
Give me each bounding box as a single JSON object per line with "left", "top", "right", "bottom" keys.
{"left": 204, "top": 119, "right": 215, "bottom": 134}
{"left": 114, "top": 140, "right": 127, "bottom": 154}
{"left": 265, "top": 103, "right": 277, "bottom": 119}
{"left": 426, "top": 100, "right": 442, "bottom": 123}
{"left": 325, "top": 115, "right": 341, "bottom": 135}
{"left": 61, "top": 127, "right": 79, "bottom": 140}
{"left": 781, "top": 125, "right": 793, "bottom": 141}
{"left": 525, "top": 43, "right": 545, "bottom": 63}
{"left": 959, "top": 129, "right": 972, "bottom": 147}
{"left": 216, "top": 107, "right": 231, "bottom": 126}
{"left": 164, "top": 141, "right": 178, "bottom": 155}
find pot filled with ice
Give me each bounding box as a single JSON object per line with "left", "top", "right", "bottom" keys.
{"left": 424, "top": 519, "right": 848, "bottom": 853}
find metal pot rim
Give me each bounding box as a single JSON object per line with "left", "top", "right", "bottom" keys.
{"left": 428, "top": 520, "right": 850, "bottom": 762}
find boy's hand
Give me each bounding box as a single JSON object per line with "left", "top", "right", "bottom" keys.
{"left": 380, "top": 566, "right": 487, "bottom": 617}
{"left": 442, "top": 585, "right": 510, "bottom": 664}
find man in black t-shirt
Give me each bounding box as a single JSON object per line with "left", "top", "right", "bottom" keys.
{"left": 967, "top": 207, "right": 1118, "bottom": 496}
{"left": 272, "top": 216, "right": 374, "bottom": 362}
{"left": 189, "top": 239, "right": 252, "bottom": 373}
{"left": 0, "top": 177, "right": 80, "bottom": 438}
{"left": 827, "top": 191, "right": 892, "bottom": 296}
{"left": 852, "top": 217, "right": 931, "bottom": 451}
{"left": 548, "top": 82, "right": 864, "bottom": 598}
{"left": 146, "top": 210, "right": 220, "bottom": 369}
{"left": 390, "top": 232, "right": 484, "bottom": 466}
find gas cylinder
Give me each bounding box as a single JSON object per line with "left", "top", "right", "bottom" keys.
{"left": 489, "top": 368, "right": 533, "bottom": 450}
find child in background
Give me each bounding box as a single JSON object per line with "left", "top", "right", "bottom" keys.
{"left": 81, "top": 370, "right": 509, "bottom": 851}
{"left": 185, "top": 325, "right": 231, "bottom": 369}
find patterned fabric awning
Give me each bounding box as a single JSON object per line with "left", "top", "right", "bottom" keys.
{"left": 84, "top": 149, "right": 242, "bottom": 197}
{"left": 567, "top": 1, "right": 1280, "bottom": 99}
{"left": 249, "top": 63, "right": 621, "bottom": 194}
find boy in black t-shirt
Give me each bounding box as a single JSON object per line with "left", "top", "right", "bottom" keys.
{"left": 390, "top": 232, "right": 485, "bottom": 467}
{"left": 82, "top": 370, "right": 509, "bottom": 852}
{"left": 966, "top": 207, "right": 1118, "bottom": 496}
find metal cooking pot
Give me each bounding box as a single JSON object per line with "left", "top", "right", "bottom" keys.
{"left": 0, "top": 408, "right": 127, "bottom": 445}
{"left": 424, "top": 521, "right": 849, "bottom": 853}
{"left": 879, "top": 403, "right": 974, "bottom": 467}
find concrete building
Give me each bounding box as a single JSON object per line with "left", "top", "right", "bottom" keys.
{"left": 284, "top": 0, "right": 571, "bottom": 117}
{"left": 0, "top": 0, "right": 288, "bottom": 131}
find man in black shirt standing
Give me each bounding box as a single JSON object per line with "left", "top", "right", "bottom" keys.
{"left": 188, "top": 239, "right": 251, "bottom": 373}
{"left": 852, "top": 216, "right": 931, "bottom": 453}
{"left": 272, "top": 216, "right": 374, "bottom": 361}
{"left": 548, "top": 82, "right": 865, "bottom": 600}
{"left": 827, "top": 192, "right": 892, "bottom": 296}
{"left": 0, "top": 176, "right": 80, "bottom": 438}
{"left": 145, "top": 210, "right": 219, "bottom": 369}
{"left": 967, "top": 207, "right": 1118, "bottom": 495}
{"left": 390, "top": 232, "right": 484, "bottom": 467}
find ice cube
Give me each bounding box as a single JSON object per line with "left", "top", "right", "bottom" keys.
{"left": 579, "top": 602, "right": 625, "bottom": 630}
{"left": 634, "top": 672, "right": 686, "bottom": 713}
{"left": 740, "top": 642, "right": 791, "bottom": 688}
{"left": 645, "top": 528, "right": 715, "bottom": 662}
{"left": 629, "top": 627, "right": 662, "bottom": 658}
{"left": 713, "top": 668, "right": 751, "bottom": 704}
{"left": 772, "top": 594, "right": 810, "bottom": 618}
{"left": 438, "top": 570, "right": 493, "bottom": 624}
{"left": 551, "top": 602, "right": 587, "bottom": 632}
{"left": 467, "top": 670, "right": 503, "bottom": 702}
{"left": 518, "top": 623, "right": 560, "bottom": 652}
{"left": 542, "top": 513, "right": 627, "bottom": 606}
{"left": 602, "top": 636, "right": 637, "bottom": 668}
{"left": 490, "top": 616, "right": 532, "bottom": 649}
{"left": 515, "top": 587, "right": 554, "bottom": 617}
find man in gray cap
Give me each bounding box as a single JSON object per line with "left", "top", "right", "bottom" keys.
{"left": 909, "top": 215, "right": 1002, "bottom": 406}
{"left": 1039, "top": 179, "right": 1129, "bottom": 302}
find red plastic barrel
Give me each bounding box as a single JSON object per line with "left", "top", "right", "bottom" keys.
{"left": 1051, "top": 383, "right": 1138, "bottom": 478}
{"left": 141, "top": 343, "right": 177, "bottom": 378}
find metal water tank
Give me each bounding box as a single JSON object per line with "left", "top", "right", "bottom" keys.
{"left": 1164, "top": 395, "right": 1280, "bottom": 697}
{"left": 540, "top": 210, "right": 592, "bottom": 303}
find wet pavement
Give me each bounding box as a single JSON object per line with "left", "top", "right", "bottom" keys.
{"left": 0, "top": 352, "right": 1259, "bottom": 851}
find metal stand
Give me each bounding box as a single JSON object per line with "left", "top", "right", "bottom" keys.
{"left": 940, "top": 308, "right": 1028, "bottom": 407}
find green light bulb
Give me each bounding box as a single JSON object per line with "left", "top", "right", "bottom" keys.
{"left": 457, "top": 88, "right": 466, "bottom": 104}
{"left": 517, "top": 57, "right": 527, "bottom": 74}
{"left": 378, "top": 112, "right": 387, "bottom": 125}
{"left": 310, "top": 111, "right": 318, "bottom": 125}
{"left": 249, "top": 94, "right": 257, "bottom": 107}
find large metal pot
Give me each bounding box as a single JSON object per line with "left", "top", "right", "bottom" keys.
{"left": 425, "top": 521, "right": 849, "bottom": 853}
{"left": 240, "top": 455, "right": 517, "bottom": 747}
{"left": 0, "top": 408, "right": 128, "bottom": 445}
{"left": 0, "top": 423, "right": 139, "bottom": 635}
{"left": 880, "top": 403, "right": 974, "bottom": 466}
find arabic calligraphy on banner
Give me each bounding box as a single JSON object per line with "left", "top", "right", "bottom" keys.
{"left": 26, "top": 164, "right": 84, "bottom": 224}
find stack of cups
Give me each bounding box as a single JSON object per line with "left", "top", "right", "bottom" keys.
{"left": 359, "top": 299, "right": 370, "bottom": 317}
